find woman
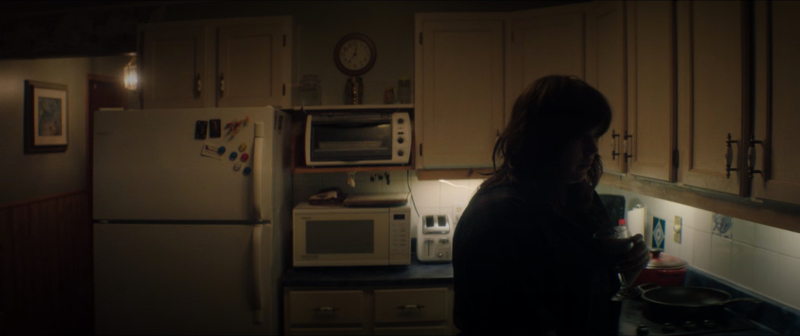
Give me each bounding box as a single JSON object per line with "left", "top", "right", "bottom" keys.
{"left": 452, "top": 75, "right": 650, "bottom": 335}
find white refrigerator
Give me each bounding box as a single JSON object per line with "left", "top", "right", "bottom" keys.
{"left": 92, "top": 106, "right": 291, "bottom": 335}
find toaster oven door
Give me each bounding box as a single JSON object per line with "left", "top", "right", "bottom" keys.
{"left": 293, "top": 212, "right": 390, "bottom": 266}
{"left": 308, "top": 117, "right": 392, "bottom": 162}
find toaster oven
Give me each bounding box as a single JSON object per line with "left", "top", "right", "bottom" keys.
{"left": 304, "top": 112, "right": 411, "bottom": 166}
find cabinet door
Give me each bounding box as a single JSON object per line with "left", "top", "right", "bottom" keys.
{"left": 626, "top": 0, "right": 677, "bottom": 181}
{"left": 508, "top": 5, "right": 586, "bottom": 124}
{"left": 217, "top": 22, "right": 288, "bottom": 108}
{"left": 752, "top": 1, "right": 800, "bottom": 205}
{"left": 141, "top": 25, "right": 206, "bottom": 109}
{"left": 586, "top": 1, "right": 627, "bottom": 175}
{"left": 415, "top": 14, "right": 505, "bottom": 169}
{"left": 678, "top": 0, "right": 748, "bottom": 195}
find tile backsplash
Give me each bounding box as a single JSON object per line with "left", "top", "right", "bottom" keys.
{"left": 291, "top": 173, "right": 800, "bottom": 311}
{"left": 595, "top": 184, "right": 800, "bottom": 311}
{"left": 292, "top": 171, "right": 484, "bottom": 239}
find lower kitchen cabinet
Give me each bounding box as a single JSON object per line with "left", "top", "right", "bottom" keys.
{"left": 284, "top": 286, "right": 456, "bottom": 335}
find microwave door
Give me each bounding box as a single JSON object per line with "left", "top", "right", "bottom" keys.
{"left": 293, "top": 212, "right": 389, "bottom": 266}
{"left": 310, "top": 120, "right": 392, "bottom": 162}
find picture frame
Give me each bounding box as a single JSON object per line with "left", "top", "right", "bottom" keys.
{"left": 24, "top": 80, "right": 68, "bottom": 154}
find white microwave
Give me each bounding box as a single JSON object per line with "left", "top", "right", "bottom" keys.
{"left": 292, "top": 203, "right": 411, "bottom": 267}
{"left": 304, "top": 112, "right": 412, "bottom": 166}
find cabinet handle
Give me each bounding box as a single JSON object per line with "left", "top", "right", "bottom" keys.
{"left": 313, "top": 306, "right": 338, "bottom": 312}
{"left": 397, "top": 304, "right": 425, "bottom": 310}
{"left": 725, "top": 133, "right": 739, "bottom": 178}
{"left": 623, "top": 133, "right": 633, "bottom": 162}
{"left": 747, "top": 135, "right": 763, "bottom": 180}
{"left": 611, "top": 129, "right": 620, "bottom": 161}
{"left": 195, "top": 74, "right": 202, "bottom": 98}
{"left": 219, "top": 73, "right": 225, "bottom": 98}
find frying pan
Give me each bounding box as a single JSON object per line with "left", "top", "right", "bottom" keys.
{"left": 638, "top": 284, "right": 761, "bottom": 319}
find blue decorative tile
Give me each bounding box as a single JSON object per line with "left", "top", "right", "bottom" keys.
{"left": 713, "top": 213, "right": 734, "bottom": 239}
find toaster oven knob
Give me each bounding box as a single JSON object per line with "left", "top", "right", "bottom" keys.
{"left": 398, "top": 118, "right": 404, "bottom": 124}
{"left": 397, "top": 137, "right": 405, "bottom": 144}
{"left": 397, "top": 150, "right": 404, "bottom": 157}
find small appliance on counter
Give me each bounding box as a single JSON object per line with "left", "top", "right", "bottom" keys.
{"left": 292, "top": 203, "right": 411, "bottom": 267}
{"left": 417, "top": 214, "right": 453, "bottom": 263}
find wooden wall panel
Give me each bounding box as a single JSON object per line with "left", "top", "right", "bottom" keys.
{"left": 0, "top": 191, "right": 92, "bottom": 335}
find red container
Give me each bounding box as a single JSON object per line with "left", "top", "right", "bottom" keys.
{"left": 631, "top": 250, "right": 687, "bottom": 287}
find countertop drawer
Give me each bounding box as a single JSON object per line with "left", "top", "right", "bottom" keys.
{"left": 374, "top": 288, "right": 447, "bottom": 323}
{"left": 288, "top": 290, "right": 365, "bottom": 325}
{"left": 288, "top": 327, "right": 367, "bottom": 335}
{"left": 374, "top": 326, "right": 448, "bottom": 335}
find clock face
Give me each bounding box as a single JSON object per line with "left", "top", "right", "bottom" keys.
{"left": 339, "top": 39, "right": 372, "bottom": 71}
{"left": 334, "top": 34, "right": 376, "bottom": 76}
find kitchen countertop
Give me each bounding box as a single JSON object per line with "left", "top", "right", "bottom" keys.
{"left": 281, "top": 257, "right": 453, "bottom": 287}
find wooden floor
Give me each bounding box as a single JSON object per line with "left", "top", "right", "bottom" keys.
{"left": 0, "top": 191, "right": 93, "bottom": 334}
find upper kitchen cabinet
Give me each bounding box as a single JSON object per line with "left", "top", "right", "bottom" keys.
{"left": 677, "top": 1, "right": 749, "bottom": 195}
{"left": 141, "top": 24, "right": 206, "bottom": 109}
{"left": 139, "top": 16, "right": 292, "bottom": 109}
{"left": 752, "top": 1, "right": 800, "bottom": 206}
{"left": 414, "top": 13, "right": 505, "bottom": 169}
{"left": 507, "top": 2, "right": 588, "bottom": 122}
{"left": 585, "top": 1, "right": 628, "bottom": 175}
{"left": 624, "top": 0, "right": 678, "bottom": 182}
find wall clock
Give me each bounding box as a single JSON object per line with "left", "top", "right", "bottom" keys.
{"left": 333, "top": 33, "right": 377, "bottom": 77}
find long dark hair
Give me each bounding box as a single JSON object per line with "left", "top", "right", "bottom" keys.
{"left": 480, "top": 75, "right": 612, "bottom": 194}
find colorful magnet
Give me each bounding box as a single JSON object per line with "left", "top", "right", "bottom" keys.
{"left": 229, "top": 152, "right": 238, "bottom": 161}
{"left": 209, "top": 119, "right": 221, "bottom": 138}
{"left": 217, "top": 146, "right": 226, "bottom": 155}
{"left": 238, "top": 143, "right": 247, "bottom": 152}
{"left": 240, "top": 153, "right": 249, "bottom": 162}
{"left": 243, "top": 167, "right": 252, "bottom": 176}
{"left": 233, "top": 162, "right": 242, "bottom": 171}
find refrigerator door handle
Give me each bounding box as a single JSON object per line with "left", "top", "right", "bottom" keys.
{"left": 252, "top": 223, "right": 263, "bottom": 324}
{"left": 253, "top": 122, "right": 265, "bottom": 220}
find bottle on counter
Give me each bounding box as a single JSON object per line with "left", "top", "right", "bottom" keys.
{"left": 397, "top": 78, "right": 411, "bottom": 104}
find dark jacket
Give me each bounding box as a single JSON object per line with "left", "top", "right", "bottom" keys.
{"left": 453, "top": 183, "right": 621, "bottom": 336}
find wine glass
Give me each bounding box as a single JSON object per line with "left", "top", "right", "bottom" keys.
{"left": 608, "top": 225, "right": 641, "bottom": 301}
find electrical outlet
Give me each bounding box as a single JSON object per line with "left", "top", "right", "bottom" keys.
{"left": 453, "top": 203, "right": 466, "bottom": 224}
{"left": 674, "top": 216, "right": 682, "bottom": 243}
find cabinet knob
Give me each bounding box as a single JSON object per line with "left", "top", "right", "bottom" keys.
{"left": 747, "top": 135, "right": 764, "bottom": 180}
{"left": 219, "top": 73, "right": 225, "bottom": 98}
{"left": 195, "top": 74, "right": 202, "bottom": 98}
{"left": 725, "top": 133, "right": 739, "bottom": 178}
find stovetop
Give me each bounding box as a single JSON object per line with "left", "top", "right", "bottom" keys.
{"left": 619, "top": 298, "right": 760, "bottom": 336}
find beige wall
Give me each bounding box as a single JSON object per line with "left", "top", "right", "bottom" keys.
{"left": 0, "top": 55, "right": 130, "bottom": 205}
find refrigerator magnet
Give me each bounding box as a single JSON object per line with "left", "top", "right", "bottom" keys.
{"left": 201, "top": 143, "right": 223, "bottom": 160}
{"left": 195, "top": 120, "right": 208, "bottom": 139}
{"left": 229, "top": 152, "right": 238, "bottom": 161}
{"left": 243, "top": 167, "right": 251, "bottom": 176}
{"left": 233, "top": 162, "right": 242, "bottom": 171}
{"left": 240, "top": 153, "right": 249, "bottom": 162}
{"left": 209, "top": 119, "right": 221, "bottom": 138}
{"left": 238, "top": 143, "right": 247, "bottom": 152}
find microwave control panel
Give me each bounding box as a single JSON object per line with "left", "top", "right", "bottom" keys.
{"left": 388, "top": 206, "right": 411, "bottom": 265}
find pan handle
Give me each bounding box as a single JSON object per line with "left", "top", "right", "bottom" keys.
{"left": 718, "top": 297, "right": 762, "bottom": 306}
{"left": 637, "top": 283, "right": 661, "bottom": 293}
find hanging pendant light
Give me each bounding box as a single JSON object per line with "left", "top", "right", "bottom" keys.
{"left": 123, "top": 56, "right": 138, "bottom": 91}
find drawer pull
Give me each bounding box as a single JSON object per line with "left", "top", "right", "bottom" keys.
{"left": 397, "top": 304, "right": 425, "bottom": 310}
{"left": 313, "top": 306, "right": 338, "bottom": 312}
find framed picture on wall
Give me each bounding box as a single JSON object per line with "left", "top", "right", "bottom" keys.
{"left": 24, "top": 80, "right": 68, "bottom": 154}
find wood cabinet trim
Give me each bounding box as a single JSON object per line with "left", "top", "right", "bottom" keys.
{"left": 600, "top": 174, "right": 800, "bottom": 234}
